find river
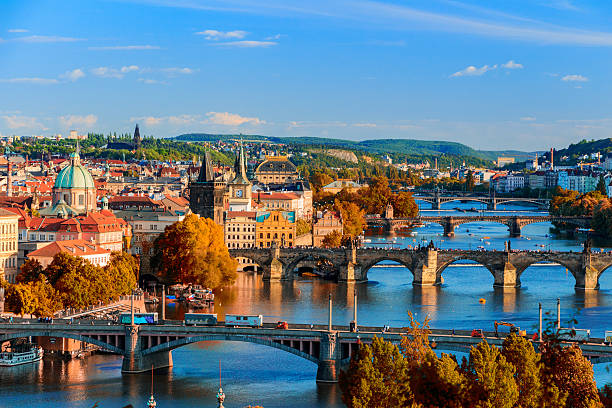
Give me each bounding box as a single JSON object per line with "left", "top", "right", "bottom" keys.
{"left": 1, "top": 202, "right": 612, "bottom": 407}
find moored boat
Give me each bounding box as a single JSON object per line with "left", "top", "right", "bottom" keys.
{"left": 0, "top": 344, "right": 43, "bottom": 366}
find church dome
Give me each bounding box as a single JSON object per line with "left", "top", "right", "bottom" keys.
{"left": 54, "top": 150, "right": 95, "bottom": 190}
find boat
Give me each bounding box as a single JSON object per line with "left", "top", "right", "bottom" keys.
{"left": 0, "top": 343, "right": 43, "bottom": 366}
{"left": 145, "top": 297, "right": 159, "bottom": 304}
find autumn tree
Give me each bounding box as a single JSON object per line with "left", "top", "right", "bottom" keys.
{"left": 152, "top": 214, "right": 237, "bottom": 289}
{"left": 596, "top": 175, "right": 607, "bottom": 196}
{"left": 335, "top": 199, "right": 366, "bottom": 239}
{"left": 16, "top": 259, "right": 45, "bottom": 283}
{"left": 321, "top": 230, "right": 342, "bottom": 248}
{"left": 5, "top": 276, "right": 60, "bottom": 317}
{"left": 295, "top": 219, "right": 312, "bottom": 236}
{"left": 465, "top": 341, "right": 518, "bottom": 408}
{"left": 105, "top": 251, "right": 138, "bottom": 299}
{"left": 539, "top": 343, "right": 602, "bottom": 408}
{"left": 339, "top": 336, "right": 411, "bottom": 408}
{"left": 465, "top": 170, "right": 475, "bottom": 191}
{"left": 392, "top": 192, "right": 419, "bottom": 218}
{"left": 501, "top": 333, "right": 543, "bottom": 407}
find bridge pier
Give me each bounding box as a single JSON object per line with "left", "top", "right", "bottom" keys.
{"left": 121, "top": 325, "right": 173, "bottom": 373}
{"left": 338, "top": 247, "right": 364, "bottom": 281}
{"left": 509, "top": 219, "right": 522, "bottom": 237}
{"left": 487, "top": 200, "right": 496, "bottom": 210}
{"left": 574, "top": 262, "right": 600, "bottom": 291}
{"left": 262, "top": 258, "right": 284, "bottom": 281}
{"left": 443, "top": 222, "right": 455, "bottom": 237}
{"left": 316, "top": 332, "right": 339, "bottom": 383}
{"left": 493, "top": 262, "right": 520, "bottom": 288}
{"left": 413, "top": 249, "right": 439, "bottom": 286}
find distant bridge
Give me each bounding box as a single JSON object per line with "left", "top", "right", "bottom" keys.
{"left": 230, "top": 246, "right": 609, "bottom": 290}
{"left": 366, "top": 215, "right": 591, "bottom": 237}
{"left": 2, "top": 320, "right": 612, "bottom": 383}
{"left": 413, "top": 191, "right": 550, "bottom": 210}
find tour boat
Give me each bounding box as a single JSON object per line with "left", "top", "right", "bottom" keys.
{"left": 0, "top": 344, "right": 43, "bottom": 366}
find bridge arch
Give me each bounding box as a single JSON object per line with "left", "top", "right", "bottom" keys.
{"left": 515, "top": 258, "right": 579, "bottom": 283}
{"left": 141, "top": 334, "right": 319, "bottom": 364}
{"left": 284, "top": 253, "right": 342, "bottom": 279}
{"left": 439, "top": 197, "right": 488, "bottom": 208}
{"left": 494, "top": 199, "right": 547, "bottom": 209}
{"left": 359, "top": 257, "right": 415, "bottom": 281}
{"left": 0, "top": 331, "right": 124, "bottom": 354}
{"left": 436, "top": 257, "right": 496, "bottom": 284}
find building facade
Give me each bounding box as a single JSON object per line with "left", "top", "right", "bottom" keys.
{"left": 254, "top": 156, "right": 299, "bottom": 184}
{"left": 0, "top": 209, "right": 19, "bottom": 283}
{"left": 189, "top": 152, "right": 227, "bottom": 224}
{"left": 255, "top": 210, "right": 296, "bottom": 248}
{"left": 313, "top": 210, "right": 343, "bottom": 247}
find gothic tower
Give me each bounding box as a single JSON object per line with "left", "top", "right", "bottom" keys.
{"left": 189, "top": 152, "right": 226, "bottom": 224}
{"left": 228, "top": 143, "right": 252, "bottom": 212}
{"left": 134, "top": 124, "right": 142, "bottom": 150}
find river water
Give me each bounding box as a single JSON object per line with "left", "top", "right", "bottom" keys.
{"left": 1, "top": 202, "right": 612, "bottom": 408}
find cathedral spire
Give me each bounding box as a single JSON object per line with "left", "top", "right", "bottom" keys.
{"left": 232, "top": 140, "right": 248, "bottom": 184}
{"left": 134, "top": 124, "right": 142, "bottom": 150}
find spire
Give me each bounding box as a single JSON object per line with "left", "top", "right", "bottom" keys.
{"left": 232, "top": 140, "right": 248, "bottom": 184}
{"left": 197, "top": 151, "right": 215, "bottom": 182}
{"left": 134, "top": 124, "right": 142, "bottom": 150}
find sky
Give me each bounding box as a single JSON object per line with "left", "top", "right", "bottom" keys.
{"left": 1, "top": 0, "right": 612, "bottom": 150}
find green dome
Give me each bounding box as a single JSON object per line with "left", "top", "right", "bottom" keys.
{"left": 54, "top": 155, "right": 95, "bottom": 190}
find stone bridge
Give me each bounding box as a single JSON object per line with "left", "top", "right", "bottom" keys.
{"left": 2, "top": 321, "right": 612, "bottom": 382}
{"left": 366, "top": 215, "right": 591, "bottom": 236}
{"left": 414, "top": 191, "right": 550, "bottom": 210}
{"left": 229, "top": 246, "right": 612, "bottom": 290}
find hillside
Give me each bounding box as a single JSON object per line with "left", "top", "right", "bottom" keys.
{"left": 172, "top": 133, "right": 531, "bottom": 162}
{"left": 554, "top": 138, "right": 612, "bottom": 163}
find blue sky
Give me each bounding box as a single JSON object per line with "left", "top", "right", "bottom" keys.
{"left": 1, "top": 0, "right": 612, "bottom": 150}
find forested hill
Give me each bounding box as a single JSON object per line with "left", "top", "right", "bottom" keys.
{"left": 554, "top": 138, "right": 612, "bottom": 162}
{"left": 172, "top": 133, "right": 531, "bottom": 161}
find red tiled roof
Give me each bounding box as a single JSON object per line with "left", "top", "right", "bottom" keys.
{"left": 28, "top": 239, "right": 110, "bottom": 258}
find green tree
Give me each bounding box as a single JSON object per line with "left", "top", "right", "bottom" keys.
{"left": 339, "top": 336, "right": 411, "bottom": 408}
{"left": 596, "top": 175, "right": 607, "bottom": 196}
{"left": 152, "top": 214, "right": 237, "bottom": 288}
{"left": 466, "top": 170, "right": 475, "bottom": 191}
{"left": 465, "top": 341, "right": 519, "bottom": 408}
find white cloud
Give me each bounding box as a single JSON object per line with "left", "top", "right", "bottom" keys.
{"left": 160, "top": 67, "right": 197, "bottom": 75}
{"left": 196, "top": 30, "right": 248, "bottom": 40}
{"left": 265, "top": 34, "right": 282, "bottom": 40}
{"left": 543, "top": 0, "right": 579, "bottom": 11}
{"left": 562, "top": 74, "right": 588, "bottom": 82}
{"left": 58, "top": 114, "right": 98, "bottom": 129}
{"left": 121, "top": 65, "right": 140, "bottom": 73}
{"left": 15, "top": 35, "right": 82, "bottom": 43}
{"left": 502, "top": 60, "right": 523, "bottom": 69}
{"left": 211, "top": 40, "right": 277, "bottom": 48}
{"left": 168, "top": 115, "right": 201, "bottom": 125}
{"left": 353, "top": 123, "right": 377, "bottom": 127}
{"left": 2, "top": 115, "right": 46, "bottom": 130}
{"left": 7, "top": 29, "right": 28, "bottom": 33}
{"left": 520, "top": 116, "right": 537, "bottom": 121}
{"left": 61, "top": 68, "right": 85, "bottom": 82}
{"left": 130, "top": 116, "right": 164, "bottom": 126}
{"left": 0, "top": 77, "right": 59, "bottom": 84}
{"left": 450, "top": 64, "right": 497, "bottom": 77}
{"left": 88, "top": 45, "right": 160, "bottom": 50}
{"left": 138, "top": 78, "right": 166, "bottom": 85}
{"left": 206, "top": 112, "right": 264, "bottom": 126}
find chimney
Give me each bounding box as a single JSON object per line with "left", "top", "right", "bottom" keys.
{"left": 550, "top": 148, "right": 554, "bottom": 171}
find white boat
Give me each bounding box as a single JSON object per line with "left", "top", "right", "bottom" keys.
{"left": 0, "top": 344, "right": 43, "bottom": 366}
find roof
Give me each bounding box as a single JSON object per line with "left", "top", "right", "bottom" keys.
{"left": 226, "top": 211, "right": 257, "bottom": 219}
{"left": 322, "top": 180, "right": 362, "bottom": 189}
{"left": 54, "top": 151, "right": 96, "bottom": 190}
{"left": 28, "top": 239, "right": 111, "bottom": 259}
{"left": 255, "top": 157, "right": 297, "bottom": 174}
{"left": 256, "top": 192, "right": 300, "bottom": 200}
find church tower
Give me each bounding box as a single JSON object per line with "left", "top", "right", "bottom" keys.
{"left": 228, "top": 143, "right": 252, "bottom": 212}
{"left": 134, "top": 124, "right": 142, "bottom": 150}
{"left": 189, "top": 152, "right": 226, "bottom": 224}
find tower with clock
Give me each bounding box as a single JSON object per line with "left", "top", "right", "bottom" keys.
{"left": 228, "top": 142, "right": 252, "bottom": 211}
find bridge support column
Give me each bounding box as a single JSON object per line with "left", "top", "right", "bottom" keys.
{"left": 509, "top": 218, "right": 521, "bottom": 237}
{"left": 316, "top": 332, "right": 339, "bottom": 383}
{"left": 413, "top": 249, "right": 438, "bottom": 286}
{"left": 262, "top": 258, "right": 283, "bottom": 281}
{"left": 432, "top": 200, "right": 440, "bottom": 210}
{"left": 443, "top": 222, "right": 455, "bottom": 237}
{"left": 339, "top": 247, "right": 364, "bottom": 281}
{"left": 575, "top": 258, "right": 600, "bottom": 290}
{"left": 487, "top": 200, "right": 496, "bottom": 210}
{"left": 121, "top": 325, "right": 173, "bottom": 374}
{"left": 493, "top": 262, "right": 520, "bottom": 288}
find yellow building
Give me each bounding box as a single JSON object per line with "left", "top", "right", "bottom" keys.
{"left": 0, "top": 208, "right": 20, "bottom": 283}
{"left": 256, "top": 210, "right": 296, "bottom": 248}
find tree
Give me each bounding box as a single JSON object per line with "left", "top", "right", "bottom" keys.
{"left": 5, "top": 283, "right": 36, "bottom": 316}
{"left": 152, "top": 214, "right": 237, "bottom": 288}
{"left": 16, "top": 259, "right": 45, "bottom": 284}
{"left": 501, "top": 333, "right": 543, "bottom": 407}
{"left": 105, "top": 252, "right": 138, "bottom": 299}
{"left": 596, "top": 175, "right": 607, "bottom": 196}
{"left": 335, "top": 200, "right": 366, "bottom": 238}
{"left": 539, "top": 343, "right": 602, "bottom": 408}
{"left": 44, "top": 252, "right": 89, "bottom": 286}
{"left": 465, "top": 341, "right": 519, "bottom": 408}
{"left": 391, "top": 192, "right": 419, "bottom": 218}
{"left": 411, "top": 352, "right": 467, "bottom": 408}
{"left": 296, "top": 219, "right": 312, "bottom": 236}
{"left": 322, "top": 230, "right": 342, "bottom": 248}
{"left": 466, "top": 170, "right": 475, "bottom": 191}
{"left": 339, "top": 336, "right": 411, "bottom": 408}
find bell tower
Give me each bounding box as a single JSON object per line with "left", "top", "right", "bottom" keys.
{"left": 189, "top": 152, "right": 225, "bottom": 223}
